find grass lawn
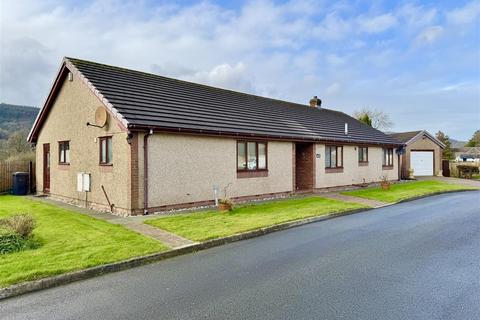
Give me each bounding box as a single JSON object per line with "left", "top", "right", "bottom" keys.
{"left": 145, "top": 197, "right": 367, "bottom": 242}
{"left": 342, "top": 180, "right": 476, "bottom": 203}
{"left": 0, "top": 195, "right": 167, "bottom": 288}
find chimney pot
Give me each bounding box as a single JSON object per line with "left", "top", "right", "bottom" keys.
{"left": 309, "top": 96, "right": 322, "bottom": 108}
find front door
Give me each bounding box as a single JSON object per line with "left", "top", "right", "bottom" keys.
{"left": 43, "top": 143, "right": 50, "bottom": 192}
{"left": 295, "top": 143, "right": 315, "bottom": 190}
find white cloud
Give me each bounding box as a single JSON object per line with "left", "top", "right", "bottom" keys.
{"left": 397, "top": 4, "right": 437, "bottom": 28}
{"left": 313, "top": 12, "right": 352, "bottom": 41}
{"left": 415, "top": 26, "right": 443, "bottom": 45}
{"left": 447, "top": 0, "right": 480, "bottom": 25}
{"left": 0, "top": 0, "right": 478, "bottom": 139}
{"left": 184, "top": 62, "right": 255, "bottom": 93}
{"left": 357, "top": 13, "right": 397, "bottom": 33}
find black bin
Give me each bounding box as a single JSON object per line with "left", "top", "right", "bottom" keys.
{"left": 12, "top": 172, "right": 29, "bottom": 195}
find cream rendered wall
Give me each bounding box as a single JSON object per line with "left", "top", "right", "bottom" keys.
{"left": 146, "top": 134, "right": 293, "bottom": 207}
{"left": 35, "top": 73, "right": 132, "bottom": 212}
{"left": 315, "top": 145, "right": 399, "bottom": 188}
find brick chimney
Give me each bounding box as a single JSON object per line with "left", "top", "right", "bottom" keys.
{"left": 309, "top": 96, "right": 321, "bottom": 108}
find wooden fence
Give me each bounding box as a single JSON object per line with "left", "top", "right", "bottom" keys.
{"left": 0, "top": 160, "right": 35, "bottom": 194}
{"left": 448, "top": 161, "right": 480, "bottom": 178}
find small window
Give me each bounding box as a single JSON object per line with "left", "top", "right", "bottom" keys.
{"left": 237, "top": 141, "right": 267, "bottom": 171}
{"left": 358, "top": 147, "right": 368, "bottom": 163}
{"left": 383, "top": 148, "right": 393, "bottom": 166}
{"left": 99, "top": 136, "right": 113, "bottom": 165}
{"left": 58, "top": 141, "right": 70, "bottom": 164}
{"left": 325, "top": 146, "right": 343, "bottom": 168}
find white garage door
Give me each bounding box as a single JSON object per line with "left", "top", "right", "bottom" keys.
{"left": 411, "top": 151, "right": 434, "bottom": 176}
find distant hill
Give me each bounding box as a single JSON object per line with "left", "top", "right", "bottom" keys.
{"left": 450, "top": 138, "right": 466, "bottom": 149}
{"left": 0, "top": 103, "right": 39, "bottom": 139}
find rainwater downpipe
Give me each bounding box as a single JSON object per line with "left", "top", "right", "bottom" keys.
{"left": 143, "top": 129, "right": 153, "bottom": 215}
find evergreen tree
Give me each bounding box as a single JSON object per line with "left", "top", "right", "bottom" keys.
{"left": 466, "top": 130, "right": 480, "bottom": 147}
{"left": 358, "top": 113, "right": 372, "bottom": 127}
{"left": 435, "top": 131, "right": 454, "bottom": 160}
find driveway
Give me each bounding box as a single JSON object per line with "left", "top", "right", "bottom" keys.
{"left": 3, "top": 191, "right": 480, "bottom": 320}
{"left": 418, "top": 175, "right": 480, "bottom": 188}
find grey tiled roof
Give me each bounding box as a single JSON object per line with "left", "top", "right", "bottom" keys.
{"left": 68, "top": 57, "right": 402, "bottom": 146}
{"left": 388, "top": 131, "right": 423, "bottom": 143}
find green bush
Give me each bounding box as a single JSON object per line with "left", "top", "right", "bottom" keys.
{"left": 0, "top": 214, "right": 36, "bottom": 238}
{"left": 0, "top": 233, "right": 28, "bottom": 255}
{"left": 0, "top": 214, "right": 38, "bottom": 255}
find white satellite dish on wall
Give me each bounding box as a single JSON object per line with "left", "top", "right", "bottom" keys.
{"left": 94, "top": 107, "right": 108, "bottom": 127}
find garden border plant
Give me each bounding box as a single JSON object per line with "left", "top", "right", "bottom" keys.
{"left": 0, "top": 214, "right": 39, "bottom": 255}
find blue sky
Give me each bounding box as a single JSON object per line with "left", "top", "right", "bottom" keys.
{"left": 1, "top": 0, "right": 479, "bottom": 140}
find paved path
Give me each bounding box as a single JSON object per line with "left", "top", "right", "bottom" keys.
{"left": 28, "top": 196, "right": 195, "bottom": 248}
{"left": 319, "top": 191, "right": 388, "bottom": 207}
{"left": 121, "top": 222, "right": 195, "bottom": 248}
{"left": 8, "top": 191, "right": 480, "bottom": 320}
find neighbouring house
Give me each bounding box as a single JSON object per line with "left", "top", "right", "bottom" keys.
{"left": 455, "top": 147, "right": 480, "bottom": 162}
{"left": 28, "top": 57, "right": 403, "bottom": 216}
{"left": 389, "top": 130, "right": 445, "bottom": 178}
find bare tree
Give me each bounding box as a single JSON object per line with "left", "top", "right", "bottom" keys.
{"left": 353, "top": 107, "right": 393, "bottom": 131}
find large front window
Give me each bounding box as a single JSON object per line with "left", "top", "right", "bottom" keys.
{"left": 325, "top": 146, "right": 343, "bottom": 168}
{"left": 383, "top": 148, "right": 393, "bottom": 166}
{"left": 237, "top": 141, "right": 267, "bottom": 171}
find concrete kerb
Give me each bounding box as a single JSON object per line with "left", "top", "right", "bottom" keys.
{"left": 2, "top": 188, "right": 478, "bottom": 301}
{"left": 0, "top": 206, "right": 371, "bottom": 301}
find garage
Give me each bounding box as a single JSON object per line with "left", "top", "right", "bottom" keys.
{"left": 388, "top": 130, "right": 445, "bottom": 178}
{"left": 410, "top": 151, "right": 434, "bottom": 176}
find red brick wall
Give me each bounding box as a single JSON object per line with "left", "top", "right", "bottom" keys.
{"left": 295, "top": 143, "right": 315, "bottom": 190}
{"left": 129, "top": 133, "right": 139, "bottom": 214}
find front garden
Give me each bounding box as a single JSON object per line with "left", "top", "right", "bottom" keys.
{"left": 341, "top": 180, "right": 476, "bottom": 203}
{"left": 145, "top": 196, "right": 367, "bottom": 241}
{"left": 0, "top": 195, "right": 167, "bottom": 288}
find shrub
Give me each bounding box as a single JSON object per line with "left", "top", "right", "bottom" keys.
{"left": 0, "top": 214, "right": 36, "bottom": 238}
{"left": 0, "top": 233, "right": 28, "bottom": 255}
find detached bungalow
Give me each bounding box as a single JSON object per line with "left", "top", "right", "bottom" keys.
{"left": 28, "top": 58, "right": 403, "bottom": 216}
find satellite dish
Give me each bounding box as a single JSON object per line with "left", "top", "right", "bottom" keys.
{"left": 94, "top": 107, "right": 108, "bottom": 127}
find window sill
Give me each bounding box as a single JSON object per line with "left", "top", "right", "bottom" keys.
{"left": 382, "top": 165, "right": 394, "bottom": 170}
{"left": 58, "top": 163, "right": 70, "bottom": 166}
{"left": 358, "top": 162, "right": 369, "bottom": 167}
{"left": 325, "top": 167, "right": 344, "bottom": 173}
{"left": 58, "top": 163, "right": 70, "bottom": 171}
{"left": 99, "top": 163, "right": 113, "bottom": 166}
{"left": 237, "top": 170, "right": 268, "bottom": 178}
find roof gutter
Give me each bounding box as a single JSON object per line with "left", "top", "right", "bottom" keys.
{"left": 143, "top": 129, "right": 153, "bottom": 215}
{"left": 128, "top": 124, "right": 404, "bottom": 148}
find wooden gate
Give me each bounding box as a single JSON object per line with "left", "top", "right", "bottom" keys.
{"left": 442, "top": 160, "right": 450, "bottom": 177}
{"left": 0, "top": 160, "right": 35, "bottom": 194}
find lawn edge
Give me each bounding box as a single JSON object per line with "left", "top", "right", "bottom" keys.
{"left": 0, "top": 206, "right": 369, "bottom": 301}
{"left": 2, "top": 189, "right": 477, "bottom": 301}
{"left": 391, "top": 188, "right": 478, "bottom": 205}
{"left": 342, "top": 186, "right": 478, "bottom": 204}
